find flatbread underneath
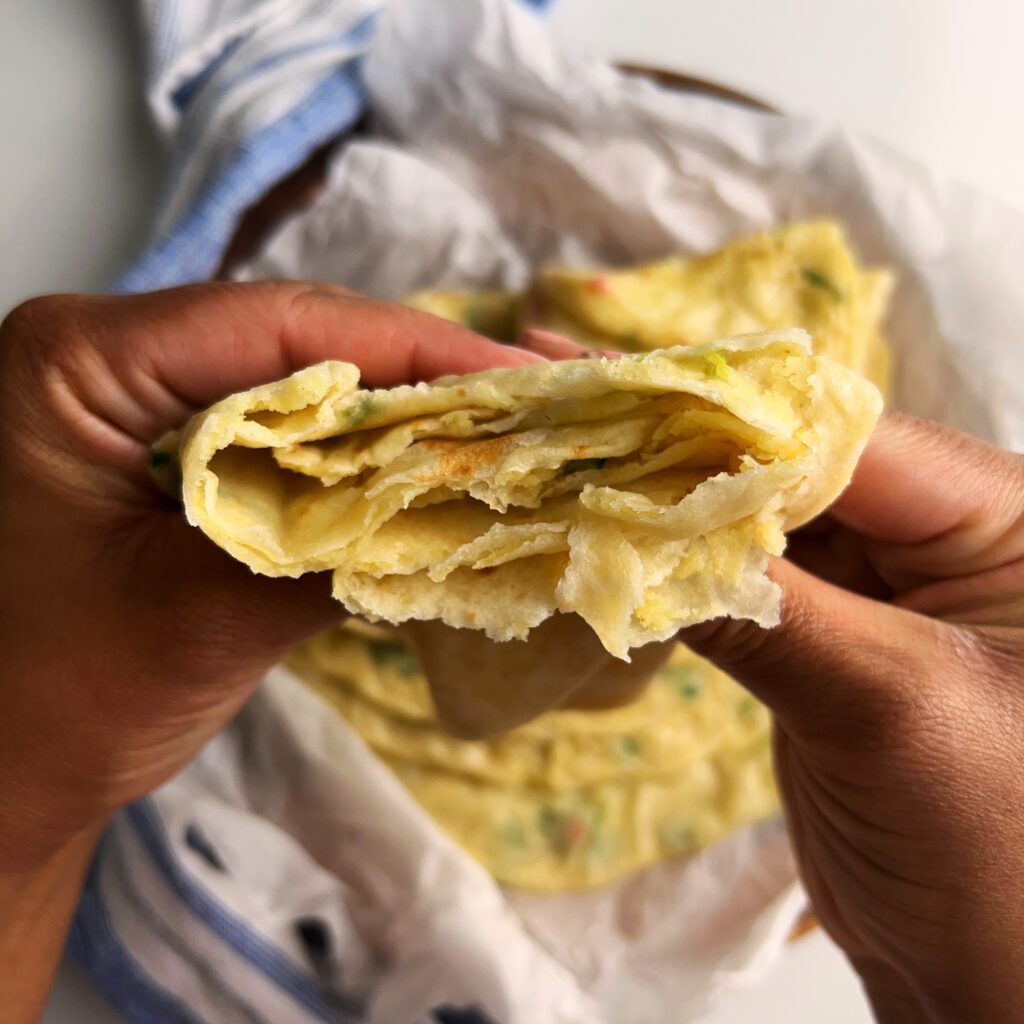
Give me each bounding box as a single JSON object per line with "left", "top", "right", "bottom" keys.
{"left": 290, "top": 624, "right": 777, "bottom": 890}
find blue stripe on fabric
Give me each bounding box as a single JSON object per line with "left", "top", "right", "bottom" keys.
{"left": 115, "top": 60, "right": 366, "bottom": 293}
{"left": 116, "top": 0, "right": 554, "bottom": 293}
{"left": 68, "top": 833, "right": 209, "bottom": 1024}
{"left": 171, "top": 32, "right": 251, "bottom": 112}
{"left": 123, "top": 9, "right": 381, "bottom": 290}
{"left": 106, "top": 833, "right": 281, "bottom": 1024}
{"left": 125, "top": 800, "right": 336, "bottom": 1022}
{"left": 171, "top": 9, "right": 380, "bottom": 179}
{"left": 143, "top": 10, "right": 381, "bottom": 246}
{"left": 238, "top": 27, "right": 374, "bottom": 92}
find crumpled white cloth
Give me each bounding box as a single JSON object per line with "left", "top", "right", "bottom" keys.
{"left": 74, "top": 667, "right": 801, "bottom": 1024}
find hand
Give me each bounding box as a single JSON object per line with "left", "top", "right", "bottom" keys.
{"left": 682, "top": 413, "right": 1024, "bottom": 1023}
{"left": 0, "top": 282, "right": 542, "bottom": 1019}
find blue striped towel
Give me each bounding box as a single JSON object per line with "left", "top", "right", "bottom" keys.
{"left": 116, "top": 0, "right": 551, "bottom": 294}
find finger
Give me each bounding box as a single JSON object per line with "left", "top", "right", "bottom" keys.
{"left": 129, "top": 283, "right": 545, "bottom": 407}
{"left": 829, "top": 412, "right": 1024, "bottom": 586}
{"left": 130, "top": 508, "right": 345, "bottom": 678}
{"left": 679, "top": 557, "right": 959, "bottom": 735}
{"left": 21, "top": 283, "right": 546, "bottom": 462}
{"left": 559, "top": 636, "right": 674, "bottom": 711}
{"left": 897, "top": 559, "right": 1024, "bottom": 627}
{"left": 519, "top": 328, "right": 585, "bottom": 359}
{"left": 519, "top": 327, "right": 623, "bottom": 361}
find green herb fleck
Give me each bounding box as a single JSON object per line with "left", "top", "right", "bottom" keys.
{"left": 499, "top": 820, "right": 527, "bottom": 849}
{"left": 737, "top": 696, "right": 758, "bottom": 719}
{"left": 801, "top": 267, "right": 845, "bottom": 302}
{"left": 704, "top": 352, "right": 731, "bottom": 380}
{"left": 347, "top": 395, "right": 378, "bottom": 428}
{"left": 664, "top": 666, "right": 702, "bottom": 700}
{"left": 369, "top": 640, "right": 421, "bottom": 679}
{"left": 149, "top": 450, "right": 171, "bottom": 469}
{"left": 661, "top": 823, "right": 696, "bottom": 852}
{"left": 537, "top": 806, "right": 561, "bottom": 841}
{"left": 618, "top": 735, "right": 642, "bottom": 759}
{"left": 564, "top": 457, "right": 607, "bottom": 474}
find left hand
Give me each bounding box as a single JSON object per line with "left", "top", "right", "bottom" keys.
{"left": 0, "top": 282, "right": 543, "bottom": 1019}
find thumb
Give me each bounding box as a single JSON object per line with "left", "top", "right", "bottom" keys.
{"left": 682, "top": 414, "right": 1023, "bottom": 733}
{"left": 680, "top": 558, "right": 953, "bottom": 736}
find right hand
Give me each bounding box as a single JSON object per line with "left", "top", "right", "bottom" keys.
{"left": 682, "top": 413, "right": 1024, "bottom": 1023}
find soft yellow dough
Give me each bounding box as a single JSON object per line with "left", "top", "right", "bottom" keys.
{"left": 180, "top": 335, "right": 879, "bottom": 660}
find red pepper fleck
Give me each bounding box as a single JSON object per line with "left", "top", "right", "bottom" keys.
{"left": 586, "top": 276, "right": 612, "bottom": 295}
{"left": 564, "top": 815, "right": 588, "bottom": 846}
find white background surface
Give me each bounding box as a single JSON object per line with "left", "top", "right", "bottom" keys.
{"left": 3, "top": 1, "right": 1021, "bottom": 1021}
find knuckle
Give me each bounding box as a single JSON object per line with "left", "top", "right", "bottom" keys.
{"left": 864, "top": 629, "right": 968, "bottom": 743}
{"left": 1, "top": 293, "right": 89, "bottom": 345}
{"left": 0, "top": 295, "right": 97, "bottom": 387}
{"left": 878, "top": 626, "right": 1012, "bottom": 771}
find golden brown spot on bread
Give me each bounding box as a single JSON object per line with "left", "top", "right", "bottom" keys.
{"left": 437, "top": 434, "right": 516, "bottom": 479}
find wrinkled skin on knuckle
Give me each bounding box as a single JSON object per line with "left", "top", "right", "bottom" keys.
{"left": 832, "top": 626, "right": 1000, "bottom": 778}
{"left": 973, "top": 623, "right": 1024, "bottom": 695}
{"left": 0, "top": 299, "right": 98, "bottom": 502}
{"left": 1, "top": 296, "right": 104, "bottom": 437}
{"left": 944, "top": 626, "right": 1024, "bottom": 826}
{"left": 0, "top": 297, "right": 64, "bottom": 411}
{"left": 1, "top": 294, "right": 95, "bottom": 360}
{"left": 875, "top": 626, "right": 1024, "bottom": 902}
